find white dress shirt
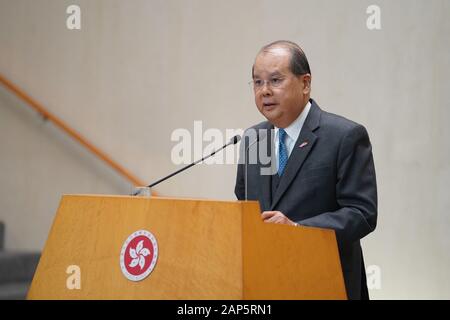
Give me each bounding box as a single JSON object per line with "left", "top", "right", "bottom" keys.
{"left": 273, "top": 101, "right": 311, "bottom": 172}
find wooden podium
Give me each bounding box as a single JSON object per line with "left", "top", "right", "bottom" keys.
{"left": 27, "top": 195, "right": 347, "bottom": 299}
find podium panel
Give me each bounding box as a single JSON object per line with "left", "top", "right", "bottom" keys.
{"left": 28, "top": 195, "right": 346, "bottom": 299}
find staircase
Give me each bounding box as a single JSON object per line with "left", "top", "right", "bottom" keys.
{"left": 0, "top": 222, "right": 40, "bottom": 300}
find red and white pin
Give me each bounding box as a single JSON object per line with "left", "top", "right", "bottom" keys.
{"left": 299, "top": 141, "right": 309, "bottom": 148}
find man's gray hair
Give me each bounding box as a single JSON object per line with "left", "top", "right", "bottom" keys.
{"left": 252, "top": 40, "right": 311, "bottom": 78}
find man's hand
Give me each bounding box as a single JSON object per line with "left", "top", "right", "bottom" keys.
{"left": 261, "top": 211, "right": 298, "bottom": 226}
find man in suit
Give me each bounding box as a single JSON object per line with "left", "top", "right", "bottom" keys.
{"left": 235, "top": 40, "right": 377, "bottom": 300}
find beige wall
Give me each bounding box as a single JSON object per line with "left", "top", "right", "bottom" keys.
{"left": 1, "top": 0, "right": 449, "bottom": 299}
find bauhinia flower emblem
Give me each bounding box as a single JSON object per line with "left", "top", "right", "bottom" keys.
{"left": 129, "top": 240, "right": 151, "bottom": 270}
{"left": 120, "top": 230, "right": 158, "bottom": 282}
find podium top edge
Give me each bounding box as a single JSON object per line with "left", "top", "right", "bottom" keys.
{"left": 61, "top": 194, "right": 260, "bottom": 205}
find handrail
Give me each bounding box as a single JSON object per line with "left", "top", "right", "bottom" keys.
{"left": 0, "top": 73, "right": 145, "bottom": 187}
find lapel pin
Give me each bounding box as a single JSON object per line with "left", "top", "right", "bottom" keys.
{"left": 299, "top": 141, "right": 309, "bottom": 148}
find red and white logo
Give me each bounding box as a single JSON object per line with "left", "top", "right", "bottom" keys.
{"left": 120, "top": 230, "right": 158, "bottom": 281}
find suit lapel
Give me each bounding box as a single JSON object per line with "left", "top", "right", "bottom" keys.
{"left": 270, "top": 100, "right": 321, "bottom": 210}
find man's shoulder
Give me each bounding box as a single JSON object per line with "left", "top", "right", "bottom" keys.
{"left": 316, "top": 103, "right": 368, "bottom": 137}
{"left": 243, "top": 100, "right": 369, "bottom": 137}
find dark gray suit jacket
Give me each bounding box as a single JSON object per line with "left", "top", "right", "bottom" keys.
{"left": 235, "top": 99, "right": 377, "bottom": 300}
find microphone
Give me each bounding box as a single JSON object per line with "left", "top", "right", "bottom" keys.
{"left": 133, "top": 135, "right": 241, "bottom": 195}
{"left": 244, "top": 131, "right": 266, "bottom": 201}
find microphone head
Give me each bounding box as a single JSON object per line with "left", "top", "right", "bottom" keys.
{"left": 230, "top": 135, "right": 241, "bottom": 144}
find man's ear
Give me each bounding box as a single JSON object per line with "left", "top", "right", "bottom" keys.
{"left": 302, "top": 74, "right": 311, "bottom": 94}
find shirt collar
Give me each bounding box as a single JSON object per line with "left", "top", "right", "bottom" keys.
{"left": 275, "top": 100, "right": 312, "bottom": 142}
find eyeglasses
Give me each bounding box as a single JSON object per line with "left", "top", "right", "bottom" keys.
{"left": 248, "top": 77, "right": 287, "bottom": 91}
{"left": 249, "top": 73, "right": 308, "bottom": 91}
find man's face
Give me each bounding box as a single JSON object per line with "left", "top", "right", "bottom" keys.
{"left": 252, "top": 47, "right": 310, "bottom": 128}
